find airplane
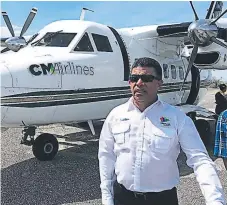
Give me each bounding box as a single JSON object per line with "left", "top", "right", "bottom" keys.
{"left": 1, "top": 1, "right": 227, "bottom": 161}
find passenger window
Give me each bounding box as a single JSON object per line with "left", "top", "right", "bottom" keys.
{"left": 171, "top": 65, "right": 176, "bottom": 79}
{"left": 163, "top": 64, "right": 169, "bottom": 78}
{"left": 179, "top": 66, "right": 184, "bottom": 80}
{"left": 92, "top": 33, "right": 113, "bottom": 52}
{"left": 74, "top": 32, "right": 94, "bottom": 52}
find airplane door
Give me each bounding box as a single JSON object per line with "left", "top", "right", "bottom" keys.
{"left": 61, "top": 30, "right": 124, "bottom": 90}
{"left": 89, "top": 32, "right": 123, "bottom": 86}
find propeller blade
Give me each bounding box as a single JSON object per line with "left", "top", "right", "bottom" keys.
{"left": 205, "top": 1, "right": 216, "bottom": 19}
{"left": 1, "top": 11, "right": 15, "bottom": 37}
{"left": 189, "top": 1, "right": 199, "bottom": 21}
{"left": 211, "top": 8, "right": 227, "bottom": 24}
{"left": 180, "top": 44, "right": 198, "bottom": 92}
{"left": 20, "top": 7, "right": 38, "bottom": 37}
{"left": 210, "top": 36, "right": 227, "bottom": 49}
{"left": 1, "top": 47, "right": 10, "bottom": 53}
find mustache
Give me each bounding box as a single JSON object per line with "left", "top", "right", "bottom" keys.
{"left": 133, "top": 85, "right": 146, "bottom": 93}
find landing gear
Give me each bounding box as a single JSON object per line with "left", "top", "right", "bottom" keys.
{"left": 77, "top": 120, "right": 96, "bottom": 135}
{"left": 32, "top": 133, "right": 59, "bottom": 161}
{"left": 21, "top": 125, "right": 36, "bottom": 145}
{"left": 21, "top": 125, "right": 59, "bottom": 161}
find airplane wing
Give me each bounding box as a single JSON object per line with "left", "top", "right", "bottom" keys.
{"left": 153, "top": 1, "right": 227, "bottom": 91}
{"left": 155, "top": 1, "right": 226, "bottom": 45}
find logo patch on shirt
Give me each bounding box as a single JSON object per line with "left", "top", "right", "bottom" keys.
{"left": 120, "top": 118, "right": 129, "bottom": 121}
{"left": 160, "top": 116, "right": 170, "bottom": 126}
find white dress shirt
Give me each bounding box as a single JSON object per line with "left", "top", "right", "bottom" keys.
{"left": 98, "top": 97, "right": 226, "bottom": 205}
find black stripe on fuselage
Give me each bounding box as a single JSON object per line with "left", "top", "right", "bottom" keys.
{"left": 2, "top": 81, "right": 195, "bottom": 98}
{"left": 1, "top": 81, "right": 211, "bottom": 108}
{"left": 2, "top": 86, "right": 130, "bottom": 98}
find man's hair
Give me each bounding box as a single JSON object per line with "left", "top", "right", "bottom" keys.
{"left": 219, "top": 83, "right": 226, "bottom": 91}
{"left": 130, "top": 57, "right": 162, "bottom": 80}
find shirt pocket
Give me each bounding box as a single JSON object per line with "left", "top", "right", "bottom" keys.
{"left": 112, "top": 123, "right": 130, "bottom": 144}
{"left": 146, "top": 128, "right": 175, "bottom": 154}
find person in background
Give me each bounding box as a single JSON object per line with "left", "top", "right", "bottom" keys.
{"left": 214, "top": 109, "right": 227, "bottom": 170}
{"left": 215, "top": 84, "right": 227, "bottom": 115}
{"left": 98, "top": 57, "right": 226, "bottom": 205}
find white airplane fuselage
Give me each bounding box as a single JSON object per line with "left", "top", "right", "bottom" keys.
{"left": 1, "top": 19, "right": 227, "bottom": 128}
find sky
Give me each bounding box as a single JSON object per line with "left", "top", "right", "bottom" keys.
{"left": 1, "top": 1, "right": 227, "bottom": 80}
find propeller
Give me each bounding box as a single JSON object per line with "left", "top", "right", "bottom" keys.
{"left": 1, "top": 7, "right": 38, "bottom": 53}
{"left": 20, "top": 8, "right": 38, "bottom": 37}
{"left": 2, "top": 11, "right": 15, "bottom": 37}
{"left": 180, "top": 1, "right": 227, "bottom": 92}
{"left": 190, "top": 1, "right": 199, "bottom": 20}
{"left": 1, "top": 47, "right": 10, "bottom": 53}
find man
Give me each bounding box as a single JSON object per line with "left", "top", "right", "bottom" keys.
{"left": 214, "top": 109, "right": 227, "bottom": 170}
{"left": 98, "top": 57, "right": 226, "bottom": 205}
{"left": 215, "top": 84, "right": 227, "bottom": 115}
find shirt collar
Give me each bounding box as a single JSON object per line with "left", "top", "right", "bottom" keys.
{"left": 127, "top": 96, "right": 164, "bottom": 112}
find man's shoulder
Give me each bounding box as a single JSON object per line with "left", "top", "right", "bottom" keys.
{"left": 161, "top": 101, "right": 186, "bottom": 116}
{"left": 107, "top": 101, "right": 129, "bottom": 118}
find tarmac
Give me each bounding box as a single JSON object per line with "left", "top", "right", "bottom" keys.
{"left": 1, "top": 88, "right": 226, "bottom": 205}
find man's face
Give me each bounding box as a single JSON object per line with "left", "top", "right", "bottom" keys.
{"left": 129, "top": 66, "right": 163, "bottom": 103}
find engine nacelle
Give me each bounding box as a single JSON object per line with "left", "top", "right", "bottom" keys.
{"left": 184, "top": 42, "right": 227, "bottom": 70}
{"left": 193, "top": 51, "right": 227, "bottom": 70}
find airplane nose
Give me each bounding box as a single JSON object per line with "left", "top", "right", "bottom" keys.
{"left": 0, "top": 62, "right": 13, "bottom": 96}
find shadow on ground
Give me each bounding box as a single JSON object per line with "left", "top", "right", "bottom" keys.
{"left": 1, "top": 122, "right": 103, "bottom": 205}
{"left": 1, "top": 120, "right": 218, "bottom": 205}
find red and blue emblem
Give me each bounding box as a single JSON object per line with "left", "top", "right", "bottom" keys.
{"left": 160, "top": 116, "right": 170, "bottom": 126}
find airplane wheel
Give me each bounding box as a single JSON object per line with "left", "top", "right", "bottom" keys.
{"left": 194, "top": 119, "right": 211, "bottom": 147}
{"left": 32, "top": 133, "right": 59, "bottom": 161}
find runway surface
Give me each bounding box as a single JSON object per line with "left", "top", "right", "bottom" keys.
{"left": 1, "top": 88, "right": 226, "bottom": 205}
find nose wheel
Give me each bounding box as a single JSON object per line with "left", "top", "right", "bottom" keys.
{"left": 21, "top": 125, "right": 59, "bottom": 161}
{"left": 32, "top": 133, "right": 59, "bottom": 161}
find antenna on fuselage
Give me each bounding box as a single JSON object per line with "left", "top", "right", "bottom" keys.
{"left": 80, "top": 7, "right": 94, "bottom": 20}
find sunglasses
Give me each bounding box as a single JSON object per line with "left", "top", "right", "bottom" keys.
{"left": 129, "top": 74, "right": 161, "bottom": 83}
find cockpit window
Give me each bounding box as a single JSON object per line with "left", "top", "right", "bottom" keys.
{"left": 91, "top": 33, "right": 113, "bottom": 52}
{"left": 74, "top": 32, "right": 94, "bottom": 52}
{"left": 34, "top": 32, "right": 76, "bottom": 47}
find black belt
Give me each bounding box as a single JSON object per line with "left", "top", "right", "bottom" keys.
{"left": 133, "top": 191, "right": 148, "bottom": 200}
{"left": 118, "top": 182, "right": 176, "bottom": 199}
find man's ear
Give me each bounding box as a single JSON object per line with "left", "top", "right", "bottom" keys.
{"left": 158, "top": 79, "right": 163, "bottom": 88}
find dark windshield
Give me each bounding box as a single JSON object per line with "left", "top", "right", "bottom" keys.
{"left": 34, "top": 32, "right": 77, "bottom": 47}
